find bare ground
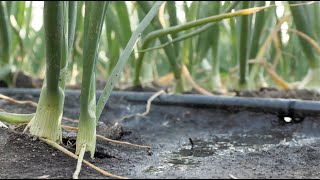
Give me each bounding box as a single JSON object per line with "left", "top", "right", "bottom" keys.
{"left": 0, "top": 88, "right": 320, "bottom": 179}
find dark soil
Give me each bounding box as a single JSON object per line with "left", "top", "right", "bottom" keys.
{"left": 1, "top": 88, "right": 320, "bottom": 179}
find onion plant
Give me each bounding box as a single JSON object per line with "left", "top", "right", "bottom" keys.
{"left": 135, "top": 1, "right": 182, "bottom": 92}
{"left": 2, "top": 2, "right": 320, "bottom": 143}
{"left": 69, "top": 1, "right": 83, "bottom": 85}
{"left": 134, "top": 3, "right": 271, "bottom": 93}
{"left": 76, "top": 1, "right": 164, "bottom": 157}
{"left": 1, "top": 1, "right": 320, "bottom": 95}
{"left": 102, "top": 1, "right": 135, "bottom": 82}
{"left": 1, "top": 1, "right": 12, "bottom": 59}
{"left": 9, "top": 1, "right": 25, "bottom": 61}
{"left": 75, "top": 1, "right": 109, "bottom": 157}
{"left": 288, "top": 1, "right": 320, "bottom": 90}
{"left": 0, "top": 1, "right": 163, "bottom": 160}
{"left": 195, "top": 1, "right": 221, "bottom": 91}
{"left": 0, "top": 1, "right": 31, "bottom": 86}
{"left": 24, "top": 1, "right": 77, "bottom": 143}
{"left": 237, "top": 1, "right": 252, "bottom": 89}
{"left": 0, "top": 1, "right": 12, "bottom": 86}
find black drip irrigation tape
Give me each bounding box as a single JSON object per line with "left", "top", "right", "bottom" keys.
{"left": 0, "top": 88, "right": 320, "bottom": 118}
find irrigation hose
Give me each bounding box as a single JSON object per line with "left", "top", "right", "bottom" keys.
{"left": 1, "top": 88, "right": 320, "bottom": 119}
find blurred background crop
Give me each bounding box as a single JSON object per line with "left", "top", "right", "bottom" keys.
{"left": 0, "top": 1, "right": 319, "bottom": 94}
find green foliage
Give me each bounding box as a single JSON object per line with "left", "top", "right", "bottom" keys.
{"left": 1, "top": 1, "right": 320, "bottom": 92}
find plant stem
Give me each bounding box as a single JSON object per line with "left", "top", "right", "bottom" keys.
{"left": 68, "top": 1, "right": 77, "bottom": 52}
{"left": 135, "top": 1, "right": 181, "bottom": 90}
{"left": 289, "top": 1, "right": 319, "bottom": 69}
{"left": 76, "top": 1, "right": 109, "bottom": 158}
{"left": 0, "top": 1, "right": 10, "bottom": 67}
{"left": 96, "top": 1, "right": 165, "bottom": 120}
{"left": 44, "top": 1, "right": 64, "bottom": 94}
{"left": 249, "top": 1, "right": 266, "bottom": 60}
{"left": 24, "top": 1, "right": 65, "bottom": 143}
{"left": 134, "top": 4, "right": 273, "bottom": 88}
{"left": 238, "top": 2, "right": 251, "bottom": 89}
